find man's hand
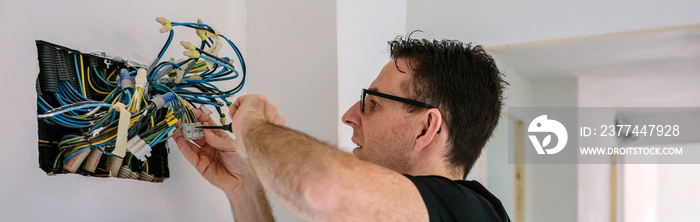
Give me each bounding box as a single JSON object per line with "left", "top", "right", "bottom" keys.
{"left": 228, "top": 95, "right": 285, "bottom": 159}
{"left": 173, "top": 108, "right": 250, "bottom": 194}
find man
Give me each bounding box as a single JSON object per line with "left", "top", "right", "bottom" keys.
{"left": 174, "top": 36, "right": 510, "bottom": 221}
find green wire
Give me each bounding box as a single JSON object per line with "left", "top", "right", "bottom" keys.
{"left": 52, "top": 149, "right": 66, "bottom": 170}
{"left": 58, "top": 136, "right": 83, "bottom": 147}
{"left": 159, "top": 124, "right": 182, "bottom": 143}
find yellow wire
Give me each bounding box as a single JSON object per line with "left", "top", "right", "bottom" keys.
{"left": 106, "top": 69, "right": 117, "bottom": 83}
{"left": 111, "top": 93, "right": 122, "bottom": 105}
{"left": 79, "top": 54, "right": 86, "bottom": 96}
{"left": 87, "top": 67, "right": 109, "bottom": 95}
{"left": 144, "top": 160, "right": 149, "bottom": 174}
{"left": 150, "top": 115, "right": 155, "bottom": 128}
{"left": 70, "top": 116, "right": 140, "bottom": 151}
{"left": 141, "top": 90, "right": 148, "bottom": 106}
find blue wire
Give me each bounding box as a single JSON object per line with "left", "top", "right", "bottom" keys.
{"left": 62, "top": 147, "right": 89, "bottom": 163}
{"left": 150, "top": 124, "right": 176, "bottom": 147}
{"left": 53, "top": 92, "right": 82, "bottom": 116}
{"left": 73, "top": 53, "right": 85, "bottom": 96}
{"left": 220, "top": 35, "right": 246, "bottom": 74}
{"left": 58, "top": 83, "right": 82, "bottom": 102}
{"left": 89, "top": 111, "right": 114, "bottom": 132}
{"left": 38, "top": 99, "right": 89, "bottom": 127}
{"left": 177, "top": 95, "right": 221, "bottom": 107}
{"left": 172, "top": 22, "right": 214, "bottom": 31}
{"left": 157, "top": 30, "right": 174, "bottom": 59}
{"left": 152, "top": 82, "right": 176, "bottom": 94}
{"left": 93, "top": 67, "right": 117, "bottom": 87}
{"left": 199, "top": 55, "right": 235, "bottom": 73}
{"left": 151, "top": 62, "right": 182, "bottom": 80}
{"left": 38, "top": 103, "right": 113, "bottom": 119}
{"left": 62, "top": 138, "right": 114, "bottom": 163}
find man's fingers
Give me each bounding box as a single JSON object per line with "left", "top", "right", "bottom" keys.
{"left": 202, "top": 127, "right": 235, "bottom": 151}
{"left": 174, "top": 133, "right": 201, "bottom": 167}
{"left": 228, "top": 95, "right": 249, "bottom": 118}
{"left": 192, "top": 108, "right": 219, "bottom": 126}
{"left": 276, "top": 115, "right": 286, "bottom": 126}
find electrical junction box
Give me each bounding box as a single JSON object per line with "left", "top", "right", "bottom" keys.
{"left": 35, "top": 17, "right": 247, "bottom": 183}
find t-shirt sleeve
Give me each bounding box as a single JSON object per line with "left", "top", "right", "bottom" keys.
{"left": 404, "top": 175, "right": 510, "bottom": 222}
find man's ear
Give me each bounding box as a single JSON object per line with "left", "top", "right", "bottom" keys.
{"left": 414, "top": 108, "right": 442, "bottom": 152}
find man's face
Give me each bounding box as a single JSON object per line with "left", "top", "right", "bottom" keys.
{"left": 341, "top": 58, "right": 418, "bottom": 173}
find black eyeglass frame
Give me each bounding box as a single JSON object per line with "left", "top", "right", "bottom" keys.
{"left": 361, "top": 88, "right": 441, "bottom": 133}
{"left": 361, "top": 88, "right": 434, "bottom": 112}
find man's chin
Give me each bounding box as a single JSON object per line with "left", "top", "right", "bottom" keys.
{"left": 351, "top": 147, "right": 363, "bottom": 157}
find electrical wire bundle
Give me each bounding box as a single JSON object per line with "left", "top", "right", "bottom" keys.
{"left": 35, "top": 17, "right": 246, "bottom": 182}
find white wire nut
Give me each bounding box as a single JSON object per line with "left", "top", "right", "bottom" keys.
{"left": 135, "top": 68, "right": 148, "bottom": 89}
{"left": 127, "top": 135, "right": 152, "bottom": 161}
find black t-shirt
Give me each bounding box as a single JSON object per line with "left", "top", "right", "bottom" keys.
{"left": 405, "top": 175, "right": 511, "bottom": 222}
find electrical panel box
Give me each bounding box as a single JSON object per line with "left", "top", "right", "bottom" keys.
{"left": 36, "top": 40, "right": 171, "bottom": 182}
{"left": 35, "top": 18, "right": 246, "bottom": 183}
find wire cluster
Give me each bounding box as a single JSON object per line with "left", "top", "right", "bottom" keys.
{"left": 35, "top": 18, "right": 246, "bottom": 182}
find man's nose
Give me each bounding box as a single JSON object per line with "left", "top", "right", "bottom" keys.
{"left": 342, "top": 101, "right": 362, "bottom": 127}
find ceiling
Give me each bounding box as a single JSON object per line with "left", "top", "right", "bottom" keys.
{"left": 486, "top": 24, "right": 700, "bottom": 107}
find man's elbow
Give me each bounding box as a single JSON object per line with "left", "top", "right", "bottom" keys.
{"left": 302, "top": 168, "right": 344, "bottom": 220}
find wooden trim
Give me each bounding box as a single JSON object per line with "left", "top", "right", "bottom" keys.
{"left": 514, "top": 119, "right": 525, "bottom": 222}
{"left": 484, "top": 23, "right": 700, "bottom": 51}
{"left": 610, "top": 154, "right": 618, "bottom": 222}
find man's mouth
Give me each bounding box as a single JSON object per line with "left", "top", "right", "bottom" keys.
{"left": 351, "top": 138, "right": 363, "bottom": 149}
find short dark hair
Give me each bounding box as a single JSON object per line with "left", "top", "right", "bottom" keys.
{"left": 389, "top": 33, "right": 507, "bottom": 178}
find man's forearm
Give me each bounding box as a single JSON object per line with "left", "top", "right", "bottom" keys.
{"left": 227, "top": 180, "right": 275, "bottom": 222}
{"left": 243, "top": 120, "right": 343, "bottom": 220}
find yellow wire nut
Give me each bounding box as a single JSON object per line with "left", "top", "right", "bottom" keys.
{"left": 156, "top": 17, "right": 172, "bottom": 33}
{"left": 197, "top": 31, "right": 207, "bottom": 41}
{"left": 181, "top": 98, "right": 192, "bottom": 109}
{"left": 165, "top": 110, "right": 175, "bottom": 119}
{"left": 220, "top": 117, "right": 226, "bottom": 125}
{"left": 183, "top": 51, "right": 200, "bottom": 59}
{"left": 180, "top": 41, "right": 196, "bottom": 51}
{"left": 196, "top": 18, "right": 208, "bottom": 41}
{"left": 167, "top": 118, "right": 179, "bottom": 127}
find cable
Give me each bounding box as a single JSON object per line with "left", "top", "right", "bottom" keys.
{"left": 36, "top": 18, "right": 247, "bottom": 181}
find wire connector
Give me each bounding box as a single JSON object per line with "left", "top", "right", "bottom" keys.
{"left": 181, "top": 122, "right": 204, "bottom": 140}
{"left": 181, "top": 41, "right": 200, "bottom": 58}
{"left": 151, "top": 92, "right": 176, "bottom": 109}
{"left": 196, "top": 18, "right": 208, "bottom": 41}
{"left": 135, "top": 68, "right": 148, "bottom": 89}
{"left": 118, "top": 68, "right": 134, "bottom": 89}
{"left": 156, "top": 17, "right": 172, "bottom": 33}
{"left": 127, "top": 135, "right": 152, "bottom": 161}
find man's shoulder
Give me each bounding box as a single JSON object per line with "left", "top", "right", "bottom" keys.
{"left": 403, "top": 175, "right": 511, "bottom": 222}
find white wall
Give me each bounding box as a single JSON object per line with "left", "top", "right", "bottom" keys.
{"left": 337, "top": 0, "right": 407, "bottom": 152}
{"left": 247, "top": 0, "right": 337, "bottom": 221}
{"left": 0, "top": 1, "right": 246, "bottom": 221}
{"left": 407, "top": 0, "right": 700, "bottom": 46}
{"left": 577, "top": 78, "right": 617, "bottom": 222}
{"left": 484, "top": 118, "right": 516, "bottom": 218}
{"left": 623, "top": 143, "right": 700, "bottom": 222}
{"left": 623, "top": 164, "right": 659, "bottom": 222}
{"left": 528, "top": 77, "right": 579, "bottom": 222}
{"left": 657, "top": 154, "right": 700, "bottom": 222}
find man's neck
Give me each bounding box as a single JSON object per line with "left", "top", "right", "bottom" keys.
{"left": 405, "top": 160, "right": 462, "bottom": 180}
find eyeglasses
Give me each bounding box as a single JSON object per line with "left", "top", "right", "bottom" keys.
{"left": 361, "top": 88, "right": 441, "bottom": 133}
{"left": 361, "top": 88, "right": 433, "bottom": 112}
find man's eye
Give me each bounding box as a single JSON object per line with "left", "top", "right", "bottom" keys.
{"left": 369, "top": 100, "right": 377, "bottom": 108}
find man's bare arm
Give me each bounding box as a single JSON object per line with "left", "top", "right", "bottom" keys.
{"left": 242, "top": 121, "right": 428, "bottom": 221}
{"left": 173, "top": 108, "right": 275, "bottom": 222}
{"left": 227, "top": 178, "right": 275, "bottom": 222}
